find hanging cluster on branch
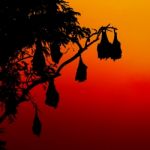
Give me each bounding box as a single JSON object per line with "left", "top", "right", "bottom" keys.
{"left": 97, "top": 27, "right": 122, "bottom": 60}
{"left": 0, "top": 0, "right": 122, "bottom": 136}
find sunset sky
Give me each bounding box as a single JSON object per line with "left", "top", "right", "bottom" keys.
{"left": 2, "top": 1, "right": 150, "bottom": 150}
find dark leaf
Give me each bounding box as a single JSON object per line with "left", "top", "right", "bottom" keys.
{"left": 110, "top": 31, "right": 122, "bottom": 60}
{"left": 75, "top": 56, "right": 87, "bottom": 82}
{"left": 97, "top": 30, "right": 112, "bottom": 59}
{"left": 32, "top": 112, "right": 42, "bottom": 136}
{"left": 45, "top": 80, "right": 59, "bottom": 108}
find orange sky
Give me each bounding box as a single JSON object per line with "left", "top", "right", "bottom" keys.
{"left": 67, "top": 0, "right": 150, "bottom": 80}
{"left": 4, "top": 1, "right": 150, "bottom": 150}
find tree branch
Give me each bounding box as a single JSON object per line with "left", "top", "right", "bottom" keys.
{"left": 14, "top": 56, "right": 33, "bottom": 64}
{"left": 85, "top": 24, "right": 117, "bottom": 48}
{"left": 56, "top": 24, "right": 117, "bottom": 75}
{"left": 15, "top": 43, "right": 87, "bottom": 106}
{"left": 0, "top": 25, "right": 119, "bottom": 123}
{"left": 56, "top": 37, "right": 95, "bottom": 75}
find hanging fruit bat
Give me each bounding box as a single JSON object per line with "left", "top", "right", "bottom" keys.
{"left": 50, "top": 42, "right": 63, "bottom": 64}
{"left": 75, "top": 56, "right": 87, "bottom": 82}
{"left": 45, "top": 79, "right": 59, "bottom": 108}
{"left": 32, "top": 40, "right": 46, "bottom": 75}
{"left": 97, "top": 30, "right": 112, "bottom": 59}
{"left": 32, "top": 111, "right": 42, "bottom": 136}
{"left": 110, "top": 30, "right": 122, "bottom": 60}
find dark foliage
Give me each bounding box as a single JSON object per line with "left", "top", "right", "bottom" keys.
{"left": 0, "top": 0, "right": 81, "bottom": 65}
{"left": 0, "top": 0, "right": 83, "bottom": 119}
{"left": 0, "top": 66, "right": 19, "bottom": 118}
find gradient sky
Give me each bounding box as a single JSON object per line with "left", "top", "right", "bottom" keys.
{"left": 2, "top": 1, "right": 150, "bottom": 150}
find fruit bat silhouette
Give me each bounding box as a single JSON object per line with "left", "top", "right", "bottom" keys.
{"left": 45, "top": 79, "right": 59, "bottom": 108}
{"left": 75, "top": 56, "right": 87, "bottom": 82}
{"left": 32, "top": 40, "right": 46, "bottom": 75}
{"left": 110, "top": 30, "right": 122, "bottom": 60}
{"left": 50, "top": 42, "right": 63, "bottom": 64}
{"left": 32, "top": 112, "right": 42, "bottom": 136}
{"left": 97, "top": 30, "right": 112, "bottom": 59}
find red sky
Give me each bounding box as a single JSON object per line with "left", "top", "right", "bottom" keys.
{"left": 2, "top": 1, "right": 150, "bottom": 150}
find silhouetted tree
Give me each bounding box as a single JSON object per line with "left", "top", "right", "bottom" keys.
{"left": 0, "top": 0, "right": 122, "bottom": 138}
